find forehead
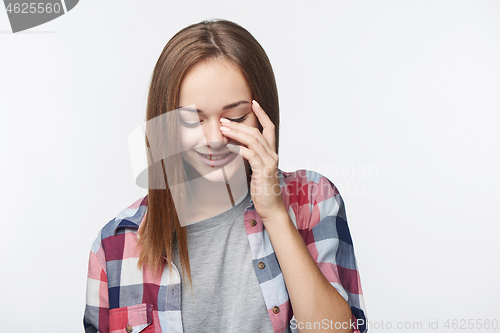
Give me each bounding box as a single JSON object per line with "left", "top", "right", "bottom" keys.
{"left": 179, "top": 59, "right": 251, "bottom": 109}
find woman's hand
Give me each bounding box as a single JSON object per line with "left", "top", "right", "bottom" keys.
{"left": 219, "top": 100, "right": 286, "bottom": 222}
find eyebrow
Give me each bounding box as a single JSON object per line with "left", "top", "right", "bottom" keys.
{"left": 178, "top": 100, "right": 250, "bottom": 113}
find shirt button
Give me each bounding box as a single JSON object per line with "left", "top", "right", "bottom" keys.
{"left": 249, "top": 219, "right": 257, "bottom": 226}
{"left": 258, "top": 262, "right": 265, "bottom": 269}
{"left": 126, "top": 323, "right": 133, "bottom": 332}
{"left": 273, "top": 306, "right": 280, "bottom": 314}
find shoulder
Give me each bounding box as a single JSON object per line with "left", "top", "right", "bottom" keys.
{"left": 89, "top": 195, "right": 148, "bottom": 258}
{"left": 279, "top": 168, "right": 344, "bottom": 229}
{"left": 279, "top": 168, "right": 341, "bottom": 204}
{"left": 280, "top": 167, "right": 338, "bottom": 189}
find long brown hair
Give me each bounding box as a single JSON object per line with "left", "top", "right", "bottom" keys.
{"left": 137, "top": 19, "right": 280, "bottom": 286}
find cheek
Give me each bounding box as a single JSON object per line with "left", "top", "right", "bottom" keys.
{"left": 179, "top": 127, "right": 204, "bottom": 150}
{"left": 179, "top": 130, "right": 190, "bottom": 150}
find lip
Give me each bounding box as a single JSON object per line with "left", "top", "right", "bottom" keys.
{"left": 195, "top": 151, "right": 232, "bottom": 156}
{"left": 196, "top": 151, "right": 237, "bottom": 167}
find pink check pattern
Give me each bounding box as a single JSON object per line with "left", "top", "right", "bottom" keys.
{"left": 84, "top": 169, "right": 367, "bottom": 333}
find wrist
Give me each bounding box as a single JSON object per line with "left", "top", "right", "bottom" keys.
{"left": 260, "top": 205, "right": 290, "bottom": 227}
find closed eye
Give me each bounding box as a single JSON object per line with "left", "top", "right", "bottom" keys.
{"left": 180, "top": 114, "right": 248, "bottom": 128}
{"left": 229, "top": 114, "right": 248, "bottom": 123}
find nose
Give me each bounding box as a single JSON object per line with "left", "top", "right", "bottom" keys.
{"left": 204, "top": 118, "right": 228, "bottom": 150}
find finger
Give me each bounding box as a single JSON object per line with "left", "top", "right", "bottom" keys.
{"left": 251, "top": 100, "right": 276, "bottom": 154}
{"left": 219, "top": 118, "right": 278, "bottom": 162}
{"left": 220, "top": 126, "right": 277, "bottom": 166}
{"left": 226, "top": 144, "right": 265, "bottom": 171}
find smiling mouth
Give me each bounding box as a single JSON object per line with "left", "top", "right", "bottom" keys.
{"left": 199, "top": 152, "right": 231, "bottom": 160}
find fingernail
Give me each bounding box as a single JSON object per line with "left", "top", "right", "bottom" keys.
{"left": 220, "top": 126, "right": 231, "bottom": 131}
{"left": 226, "top": 143, "right": 239, "bottom": 152}
{"left": 252, "top": 100, "right": 260, "bottom": 107}
{"left": 220, "top": 118, "right": 230, "bottom": 123}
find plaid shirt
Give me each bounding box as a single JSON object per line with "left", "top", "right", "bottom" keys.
{"left": 84, "top": 169, "right": 367, "bottom": 333}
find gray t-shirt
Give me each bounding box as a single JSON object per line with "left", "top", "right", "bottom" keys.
{"left": 172, "top": 191, "right": 274, "bottom": 333}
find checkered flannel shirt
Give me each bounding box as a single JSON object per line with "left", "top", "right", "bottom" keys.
{"left": 84, "top": 169, "right": 368, "bottom": 333}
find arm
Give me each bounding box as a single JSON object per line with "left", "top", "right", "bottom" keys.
{"left": 264, "top": 175, "right": 366, "bottom": 333}
{"left": 263, "top": 207, "right": 352, "bottom": 332}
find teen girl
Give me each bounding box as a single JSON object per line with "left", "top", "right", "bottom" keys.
{"left": 84, "top": 19, "right": 367, "bottom": 333}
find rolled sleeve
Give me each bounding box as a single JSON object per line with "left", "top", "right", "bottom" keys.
{"left": 304, "top": 173, "right": 368, "bottom": 333}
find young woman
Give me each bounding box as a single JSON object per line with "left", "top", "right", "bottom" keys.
{"left": 84, "top": 19, "right": 367, "bottom": 333}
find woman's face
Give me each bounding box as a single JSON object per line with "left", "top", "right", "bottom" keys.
{"left": 178, "top": 59, "right": 259, "bottom": 182}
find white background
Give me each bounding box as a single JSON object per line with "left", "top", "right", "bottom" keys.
{"left": 1, "top": 1, "right": 499, "bottom": 332}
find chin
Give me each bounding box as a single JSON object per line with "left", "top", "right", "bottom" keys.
{"left": 200, "top": 170, "right": 229, "bottom": 183}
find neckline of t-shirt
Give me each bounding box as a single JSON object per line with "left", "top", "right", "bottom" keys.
{"left": 184, "top": 190, "right": 252, "bottom": 233}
